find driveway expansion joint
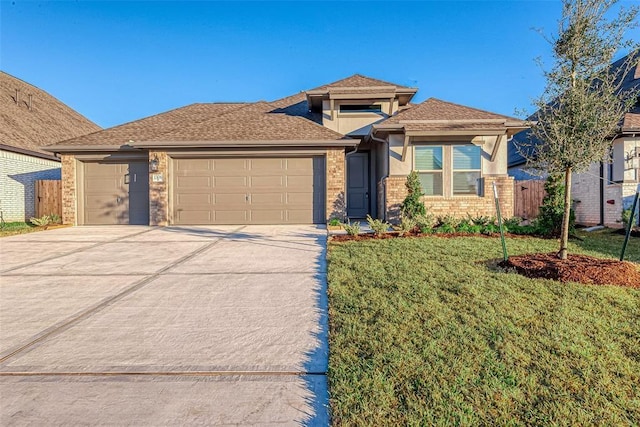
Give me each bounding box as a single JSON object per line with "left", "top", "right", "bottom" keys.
{"left": 0, "top": 226, "right": 247, "bottom": 365}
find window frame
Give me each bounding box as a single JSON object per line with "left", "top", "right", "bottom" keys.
{"left": 413, "top": 145, "right": 444, "bottom": 196}
{"left": 451, "top": 144, "right": 482, "bottom": 196}
{"left": 413, "top": 143, "right": 483, "bottom": 197}
{"left": 338, "top": 104, "right": 383, "bottom": 114}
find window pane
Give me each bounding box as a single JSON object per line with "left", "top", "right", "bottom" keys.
{"left": 415, "top": 146, "right": 443, "bottom": 170}
{"left": 453, "top": 145, "right": 481, "bottom": 170}
{"left": 339, "top": 104, "right": 382, "bottom": 113}
{"left": 419, "top": 172, "right": 443, "bottom": 196}
{"left": 453, "top": 171, "right": 481, "bottom": 195}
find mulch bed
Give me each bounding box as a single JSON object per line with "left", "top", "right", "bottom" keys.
{"left": 500, "top": 253, "right": 640, "bottom": 288}
{"left": 329, "top": 231, "right": 531, "bottom": 242}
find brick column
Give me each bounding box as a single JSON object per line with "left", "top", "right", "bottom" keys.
{"left": 61, "top": 154, "right": 76, "bottom": 225}
{"left": 326, "top": 148, "right": 346, "bottom": 221}
{"left": 149, "top": 151, "right": 169, "bottom": 226}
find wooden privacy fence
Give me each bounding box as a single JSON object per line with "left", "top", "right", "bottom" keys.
{"left": 513, "top": 179, "right": 546, "bottom": 220}
{"left": 35, "top": 180, "right": 62, "bottom": 218}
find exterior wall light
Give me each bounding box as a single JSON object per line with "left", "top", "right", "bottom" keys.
{"left": 149, "top": 154, "right": 159, "bottom": 172}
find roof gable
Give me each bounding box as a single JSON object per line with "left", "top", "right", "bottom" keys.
{"left": 384, "top": 98, "right": 520, "bottom": 123}
{"left": 307, "top": 74, "right": 415, "bottom": 92}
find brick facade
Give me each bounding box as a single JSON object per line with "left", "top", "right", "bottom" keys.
{"left": 149, "top": 151, "right": 169, "bottom": 226}
{"left": 0, "top": 149, "right": 61, "bottom": 221}
{"left": 326, "top": 148, "right": 346, "bottom": 221}
{"left": 60, "top": 154, "right": 77, "bottom": 225}
{"left": 384, "top": 175, "right": 515, "bottom": 223}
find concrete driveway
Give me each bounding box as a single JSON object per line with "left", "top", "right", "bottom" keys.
{"left": 0, "top": 225, "right": 329, "bottom": 426}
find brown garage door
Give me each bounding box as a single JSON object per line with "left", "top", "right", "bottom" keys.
{"left": 82, "top": 161, "right": 149, "bottom": 225}
{"left": 172, "top": 157, "right": 325, "bottom": 225}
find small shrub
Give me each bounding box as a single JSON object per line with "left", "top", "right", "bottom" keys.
{"left": 396, "top": 215, "right": 417, "bottom": 236}
{"left": 414, "top": 212, "right": 434, "bottom": 233}
{"left": 401, "top": 171, "right": 426, "bottom": 219}
{"left": 30, "top": 215, "right": 53, "bottom": 227}
{"left": 436, "top": 215, "right": 460, "bottom": 229}
{"left": 503, "top": 216, "right": 523, "bottom": 229}
{"left": 49, "top": 213, "right": 62, "bottom": 224}
{"left": 481, "top": 223, "right": 499, "bottom": 235}
{"left": 343, "top": 220, "right": 361, "bottom": 236}
{"left": 367, "top": 215, "right": 390, "bottom": 236}
{"left": 435, "top": 223, "right": 456, "bottom": 234}
{"left": 328, "top": 218, "right": 342, "bottom": 227}
{"left": 470, "top": 215, "right": 493, "bottom": 226}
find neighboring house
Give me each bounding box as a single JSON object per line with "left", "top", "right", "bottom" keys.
{"left": 508, "top": 54, "right": 640, "bottom": 227}
{"left": 0, "top": 72, "right": 100, "bottom": 221}
{"left": 45, "top": 75, "right": 527, "bottom": 226}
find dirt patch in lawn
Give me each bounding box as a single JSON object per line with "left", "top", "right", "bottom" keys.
{"left": 500, "top": 253, "right": 640, "bottom": 287}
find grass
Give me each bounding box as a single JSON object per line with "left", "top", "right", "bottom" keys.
{"left": 0, "top": 221, "right": 39, "bottom": 237}
{"left": 327, "top": 230, "right": 640, "bottom": 425}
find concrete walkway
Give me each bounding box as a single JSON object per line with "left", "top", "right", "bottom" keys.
{"left": 0, "top": 225, "right": 329, "bottom": 426}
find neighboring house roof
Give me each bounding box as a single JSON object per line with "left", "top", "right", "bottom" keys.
{"left": 375, "top": 98, "right": 526, "bottom": 134}
{"left": 509, "top": 51, "right": 640, "bottom": 168}
{"left": 0, "top": 71, "right": 100, "bottom": 160}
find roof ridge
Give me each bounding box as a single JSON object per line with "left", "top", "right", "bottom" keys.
{"left": 427, "top": 97, "right": 520, "bottom": 121}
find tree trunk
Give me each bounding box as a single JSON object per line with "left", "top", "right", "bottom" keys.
{"left": 558, "top": 166, "right": 572, "bottom": 260}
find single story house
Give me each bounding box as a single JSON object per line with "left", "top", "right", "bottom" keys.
{"left": 45, "top": 75, "right": 527, "bottom": 226}
{"left": 508, "top": 54, "right": 640, "bottom": 227}
{"left": 0, "top": 71, "right": 100, "bottom": 221}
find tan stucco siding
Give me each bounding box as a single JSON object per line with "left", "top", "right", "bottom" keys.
{"left": 322, "top": 99, "right": 398, "bottom": 135}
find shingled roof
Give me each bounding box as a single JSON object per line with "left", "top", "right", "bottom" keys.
{"left": 0, "top": 71, "right": 100, "bottom": 159}
{"left": 377, "top": 98, "right": 526, "bottom": 133}
{"left": 307, "top": 74, "right": 415, "bottom": 92}
{"left": 143, "top": 101, "right": 346, "bottom": 144}
{"left": 52, "top": 103, "right": 246, "bottom": 148}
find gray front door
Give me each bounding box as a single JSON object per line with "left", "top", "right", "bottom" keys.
{"left": 347, "top": 152, "right": 369, "bottom": 218}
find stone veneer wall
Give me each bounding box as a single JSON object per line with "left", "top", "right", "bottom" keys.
{"left": 384, "top": 175, "right": 514, "bottom": 223}
{"left": 61, "top": 154, "right": 76, "bottom": 225}
{"left": 326, "top": 148, "right": 346, "bottom": 221}
{"left": 149, "top": 151, "right": 169, "bottom": 226}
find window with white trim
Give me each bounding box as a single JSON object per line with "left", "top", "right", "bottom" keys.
{"left": 452, "top": 145, "right": 481, "bottom": 195}
{"left": 414, "top": 146, "right": 443, "bottom": 196}
{"left": 413, "top": 144, "right": 482, "bottom": 196}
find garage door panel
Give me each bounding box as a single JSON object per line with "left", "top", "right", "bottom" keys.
{"left": 213, "top": 159, "right": 247, "bottom": 173}
{"left": 250, "top": 175, "right": 284, "bottom": 188}
{"left": 172, "top": 156, "right": 325, "bottom": 225}
{"left": 250, "top": 210, "right": 285, "bottom": 223}
{"left": 214, "top": 193, "right": 248, "bottom": 205}
{"left": 176, "top": 176, "right": 212, "bottom": 189}
{"left": 177, "top": 193, "right": 212, "bottom": 206}
{"left": 250, "top": 193, "right": 284, "bottom": 206}
{"left": 214, "top": 176, "right": 248, "bottom": 188}
{"left": 175, "top": 159, "right": 212, "bottom": 172}
{"left": 215, "top": 211, "right": 249, "bottom": 223}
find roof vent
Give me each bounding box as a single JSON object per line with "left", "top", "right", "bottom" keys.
{"left": 28, "top": 94, "right": 33, "bottom": 111}
{"left": 15, "top": 88, "right": 20, "bottom": 105}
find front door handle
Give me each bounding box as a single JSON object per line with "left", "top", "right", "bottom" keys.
{"left": 365, "top": 192, "right": 369, "bottom": 198}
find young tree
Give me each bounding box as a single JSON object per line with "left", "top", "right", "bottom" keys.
{"left": 524, "top": 0, "right": 639, "bottom": 259}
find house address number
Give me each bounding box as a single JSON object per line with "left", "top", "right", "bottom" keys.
{"left": 152, "top": 173, "right": 164, "bottom": 183}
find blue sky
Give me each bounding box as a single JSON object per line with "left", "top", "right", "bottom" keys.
{"left": 1, "top": 1, "right": 637, "bottom": 128}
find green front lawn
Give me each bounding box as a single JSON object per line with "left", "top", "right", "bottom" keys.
{"left": 0, "top": 221, "right": 38, "bottom": 237}
{"left": 327, "top": 231, "right": 640, "bottom": 425}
